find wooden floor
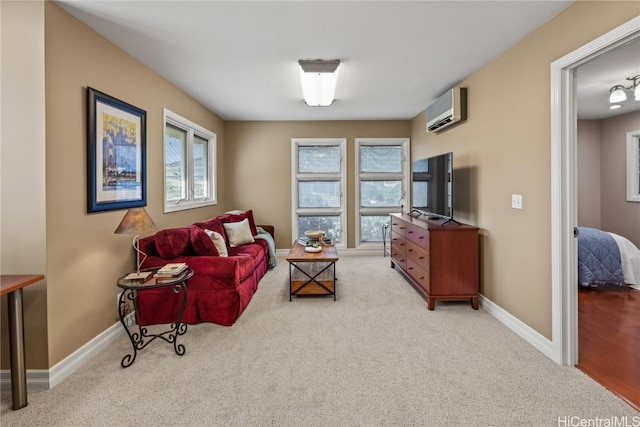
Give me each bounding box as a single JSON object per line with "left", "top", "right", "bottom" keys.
{"left": 577, "top": 287, "right": 640, "bottom": 411}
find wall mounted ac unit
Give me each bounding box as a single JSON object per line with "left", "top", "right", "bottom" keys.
{"left": 426, "top": 87, "right": 467, "bottom": 133}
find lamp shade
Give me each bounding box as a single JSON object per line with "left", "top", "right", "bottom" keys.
{"left": 298, "top": 59, "right": 340, "bottom": 107}
{"left": 609, "top": 86, "right": 627, "bottom": 103}
{"left": 114, "top": 208, "right": 158, "bottom": 235}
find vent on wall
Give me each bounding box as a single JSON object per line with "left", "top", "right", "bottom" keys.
{"left": 426, "top": 87, "right": 467, "bottom": 133}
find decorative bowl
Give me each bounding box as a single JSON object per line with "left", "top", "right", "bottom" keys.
{"left": 304, "top": 246, "right": 322, "bottom": 253}
{"left": 305, "top": 230, "right": 325, "bottom": 240}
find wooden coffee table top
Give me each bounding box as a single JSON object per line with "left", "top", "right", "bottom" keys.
{"left": 286, "top": 242, "right": 339, "bottom": 262}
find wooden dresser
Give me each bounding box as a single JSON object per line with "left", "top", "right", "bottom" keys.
{"left": 389, "top": 213, "right": 479, "bottom": 310}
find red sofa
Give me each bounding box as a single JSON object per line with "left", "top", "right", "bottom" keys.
{"left": 136, "top": 210, "right": 274, "bottom": 326}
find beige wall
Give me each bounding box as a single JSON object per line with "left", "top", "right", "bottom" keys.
{"left": 0, "top": 0, "right": 48, "bottom": 369}
{"left": 578, "top": 111, "right": 640, "bottom": 247}
{"left": 577, "top": 120, "right": 602, "bottom": 228}
{"left": 600, "top": 111, "right": 640, "bottom": 246}
{"left": 410, "top": 2, "right": 639, "bottom": 339}
{"left": 1, "top": 2, "right": 229, "bottom": 370}
{"left": 225, "top": 121, "right": 410, "bottom": 249}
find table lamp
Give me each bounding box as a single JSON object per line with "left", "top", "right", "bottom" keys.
{"left": 114, "top": 207, "right": 158, "bottom": 279}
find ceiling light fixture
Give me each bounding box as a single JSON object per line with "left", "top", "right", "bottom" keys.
{"left": 298, "top": 59, "right": 340, "bottom": 107}
{"left": 608, "top": 75, "right": 640, "bottom": 104}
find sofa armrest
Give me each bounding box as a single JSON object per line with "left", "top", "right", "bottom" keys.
{"left": 257, "top": 224, "right": 274, "bottom": 239}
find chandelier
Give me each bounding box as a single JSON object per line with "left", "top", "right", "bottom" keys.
{"left": 609, "top": 75, "right": 640, "bottom": 109}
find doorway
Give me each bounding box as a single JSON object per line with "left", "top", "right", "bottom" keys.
{"left": 550, "top": 16, "right": 640, "bottom": 366}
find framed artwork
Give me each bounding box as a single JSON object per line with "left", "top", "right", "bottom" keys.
{"left": 87, "top": 87, "right": 147, "bottom": 212}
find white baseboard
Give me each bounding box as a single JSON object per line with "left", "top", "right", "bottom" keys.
{"left": 1, "top": 314, "right": 132, "bottom": 392}
{"left": 0, "top": 369, "right": 49, "bottom": 392}
{"left": 479, "top": 294, "right": 554, "bottom": 360}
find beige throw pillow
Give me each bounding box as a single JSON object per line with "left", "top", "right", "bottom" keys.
{"left": 204, "top": 229, "right": 228, "bottom": 257}
{"left": 223, "top": 218, "right": 255, "bottom": 247}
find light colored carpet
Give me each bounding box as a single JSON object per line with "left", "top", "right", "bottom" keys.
{"left": 1, "top": 255, "right": 638, "bottom": 426}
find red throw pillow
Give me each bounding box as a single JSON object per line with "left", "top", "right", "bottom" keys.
{"left": 189, "top": 225, "right": 219, "bottom": 256}
{"left": 155, "top": 227, "right": 192, "bottom": 259}
{"left": 194, "top": 217, "right": 227, "bottom": 245}
{"left": 223, "top": 209, "right": 258, "bottom": 236}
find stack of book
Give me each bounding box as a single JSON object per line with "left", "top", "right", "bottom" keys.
{"left": 297, "top": 236, "right": 315, "bottom": 246}
{"left": 155, "top": 263, "right": 189, "bottom": 283}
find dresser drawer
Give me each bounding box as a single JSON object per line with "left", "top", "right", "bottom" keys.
{"left": 406, "top": 240, "right": 428, "bottom": 264}
{"left": 391, "top": 248, "right": 406, "bottom": 271}
{"left": 391, "top": 231, "right": 406, "bottom": 269}
{"left": 390, "top": 231, "right": 406, "bottom": 252}
{"left": 390, "top": 218, "right": 407, "bottom": 236}
{"left": 405, "top": 223, "right": 429, "bottom": 247}
{"left": 406, "top": 258, "right": 429, "bottom": 292}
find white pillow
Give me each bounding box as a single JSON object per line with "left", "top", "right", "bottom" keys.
{"left": 223, "top": 218, "right": 255, "bottom": 247}
{"left": 204, "top": 229, "right": 228, "bottom": 257}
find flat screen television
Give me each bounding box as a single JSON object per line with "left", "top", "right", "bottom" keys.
{"left": 410, "top": 152, "right": 453, "bottom": 220}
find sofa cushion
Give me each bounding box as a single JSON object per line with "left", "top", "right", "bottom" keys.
{"left": 223, "top": 218, "right": 255, "bottom": 247}
{"left": 229, "top": 242, "right": 264, "bottom": 259}
{"left": 190, "top": 225, "right": 218, "bottom": 256}
{"left": 221, "top": 209, "right": 258, "bottom": 236}
{"left": 194, "top": 217, "right": 227, "bottom": 245}
{"left": 155, "top": 227, "right": 193, "bottom": 259}
{"left": 204, "top": 229, "right": 228, "bottom": 257}
{"left": 138, "top": 235, "right": 159, "bottom": 257}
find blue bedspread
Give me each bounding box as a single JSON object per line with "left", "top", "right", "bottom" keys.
{"left": 577, "top": 227, "right": 624, "bottom": 287}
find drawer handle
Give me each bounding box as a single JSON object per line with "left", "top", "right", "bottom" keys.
{"left": 408, "top": 267, "right": 413, "bottom": 270}
{"left": 418, "top": 256, "right": 424, "bottom": 260}
{"left": 408, "top": 230, "right": 413, "bottom": 233}
{"left": 399, "top": 226, "right": 405, "bottom": 229}
{"left": 408, "top": 248, "right": 413, "bottom": 252}
{"left": 418, "top": 236, "right": 424, "bottom": 239}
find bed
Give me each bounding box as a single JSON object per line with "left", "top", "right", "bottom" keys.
{"left": 577, "top": 227, "right": 640, "bottom": 290}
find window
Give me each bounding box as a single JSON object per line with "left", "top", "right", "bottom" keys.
{"left": 355, "top": 139, "right": 409, "bottom": 246}
{"left": 292, "top": 139, "right": 346, "bottom": 246}
{"left": 627, "top": 130, "right": 640, "bottom": 202}
{"left": 163, "top": 109, "right": 216, "bottom": 213}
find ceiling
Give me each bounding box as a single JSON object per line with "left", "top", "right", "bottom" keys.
{"left": 576, "top": 38, "right": 640, "bottom": 120}
{"left": 54, "top": 1, "right": 637, "bottom": 122}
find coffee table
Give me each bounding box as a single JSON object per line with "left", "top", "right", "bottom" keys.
{"left": 286, "top": 242, "right": 339, "bottom": 301}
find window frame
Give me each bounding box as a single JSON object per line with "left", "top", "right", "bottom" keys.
{"left": 291, "top": 138, "right": 347, "bottom": 248}
{"left": 355, "top": 138, "right": 410, "bottom": 248}
{"left": 627, "top": 129, "right": 640, "bottom": 203}
{"left": 163, "top": 108, "right": 217, "bottom": 213}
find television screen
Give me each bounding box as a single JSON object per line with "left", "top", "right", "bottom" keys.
{"left": 411, "top": 152, "right": 452, "bottom": 219}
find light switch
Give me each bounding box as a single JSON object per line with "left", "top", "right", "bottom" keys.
{"left": 511, "top": 194, "right": 523, "bottom": 210}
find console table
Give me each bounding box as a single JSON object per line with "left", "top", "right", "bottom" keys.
{"left": 1, "top": 274, "right": 45, "bottom": 410}
{"left": 389, "top": 213, "right": 479, "bottom": 310}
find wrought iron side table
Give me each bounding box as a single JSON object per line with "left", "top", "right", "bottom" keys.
{"left": 116, "top": 267, "right": 193, "bottom": 368}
